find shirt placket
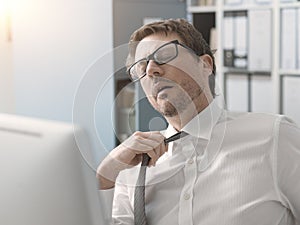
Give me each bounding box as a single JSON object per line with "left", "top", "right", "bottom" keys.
{"left": 178, "top": 140, "right": 197, "bottom": 225}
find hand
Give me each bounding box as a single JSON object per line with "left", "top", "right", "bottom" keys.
{"left": 97, "top": 131, "right": 167, "bottom": 189}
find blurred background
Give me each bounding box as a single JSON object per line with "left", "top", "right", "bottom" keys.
{"left": 1, "top": 0, "right": 300, "bottom": 162}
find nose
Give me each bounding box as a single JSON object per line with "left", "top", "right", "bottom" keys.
{"left": 146, "top": 60, "right": 164, "bottom": 78}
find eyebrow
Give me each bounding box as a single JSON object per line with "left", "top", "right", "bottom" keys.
{"left": 135, "top": 40, "right": 174, "bottom": 56}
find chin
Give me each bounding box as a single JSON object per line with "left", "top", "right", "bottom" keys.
{"left": 157, "top": 103, "right": 179, "bottom": 118}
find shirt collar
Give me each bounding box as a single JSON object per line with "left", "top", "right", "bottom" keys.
{"left": 165, "top": 96, "right": 224, "bottom": 140}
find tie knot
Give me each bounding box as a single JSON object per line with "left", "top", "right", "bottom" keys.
{"left": 164, "top": 131, "right": 189, "bottom": 144}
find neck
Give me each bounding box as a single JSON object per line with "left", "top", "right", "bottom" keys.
{"left": 166, "top": 92, "right": 213, "bottom": 131}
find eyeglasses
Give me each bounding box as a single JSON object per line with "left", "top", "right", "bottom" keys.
{"left": 127, "top": 40, "right": 196, "bottom": 82}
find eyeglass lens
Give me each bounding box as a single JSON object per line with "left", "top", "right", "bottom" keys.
{"left": 129, "top": 42, "right": 178, "bottom": 81}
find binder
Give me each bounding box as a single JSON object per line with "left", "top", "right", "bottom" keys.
{"left": 198, "top": 0, "right": 207, "bottom": 6}
{"left": 223, "top": 12, "right": 235, "bottom": 67}
{"left": 248, "top": 9, "right": 272, "bottom": 71}
{"left": 226, "top": 74, "right": 249, "bottom": 112}
{"left": 198, "top": 0, "right": 215, "bottom": 6}
{"left": 281, "top": 75, "right": 300, "bottom": 126}
{"left": 223, "top": 11, "right": 248, "bottom": 68}
{"left": 281, "top": 8, "right": 297, "bottom": 70}
{"left": 251, "top": 75, "right": 273, "bottom": 113}
{"left": 234, "top": 11, "right": 248, "bottom": 68}
{"left": 206, "top": 0, "right": 215, "bottom": 5}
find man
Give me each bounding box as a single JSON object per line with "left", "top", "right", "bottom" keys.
{"left": 97, "top": 18, "right": 300, "bottom": 225}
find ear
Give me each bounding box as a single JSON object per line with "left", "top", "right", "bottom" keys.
{"left": 199, "top": 54, "right": 213, "bottom": 72}
{"left": 199, "top": 54, "right": 215, "bottom": 99}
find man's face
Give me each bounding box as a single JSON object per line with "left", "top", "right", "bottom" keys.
{"left": 135, "top": 33, "right": 212, "bottom": 118}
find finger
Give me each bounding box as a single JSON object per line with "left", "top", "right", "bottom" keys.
{"left": 129, "top": 136, "right": 164, "bottom": 152}
{"left": 133, "top": 131, "right": 165, "bottom": 142}
{"left": 146, "top": 149, "right": 157, "bottom": 165}
{"left": 126, "top": 141, "right": 157, "bottom": 164}
{"left": 120, "top": 131, "right": 166, "bottom": 166}
{"left": 160, "top": 142, "right": 167, "bottom": 155}
{"left": 121, "top": 136, "right": 155, "bottom": 152}
{"left": 149, "top": 142, "right": 166, "bottom": 166}
{"left": 165, "top": 144, "right": 169, "bottom": 152}
{"left": 131, "top": 154, "right": 142, "bottom": 166}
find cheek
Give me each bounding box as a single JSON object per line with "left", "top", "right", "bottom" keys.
{"left": 148, "top": 96, "right": 158, "bottom": 106}
{"left": 140, "top": 79, "right": 152, "bottom": 95}
{"left": 171, "top": 56, "right": 211, "bottom": 82}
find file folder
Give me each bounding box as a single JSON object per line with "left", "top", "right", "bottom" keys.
{"left": 281, "top": 8, "right": 297, "bottom": 70}
{"left": 225, "top": 74, "right": 249, "bottom": 112}
{"left": 223, "top": 11, "right": 248, "bottom": 68}
{"left": 281, "top": 75, "right": 300, "bottom": 126}
{"left": 251, "top": 75, "right": 273, "bottom": 113}
{"left": 248, "top": 9, "right": 272, "bottom": 71}
{"left": 234, "top": 11, "right": 248, "bottom": 68}
{"left": 206, "top": 0, "right": 215, "bottom": 5}
{"left": 223, "top": 12, "right": 235, "bottom": 67}
{"left": 198, "top": 0, "right": 207, "bottom": 6}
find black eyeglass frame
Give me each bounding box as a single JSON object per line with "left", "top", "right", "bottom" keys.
{"left": 127, "top": 40, "right": 198, "bottom": 82}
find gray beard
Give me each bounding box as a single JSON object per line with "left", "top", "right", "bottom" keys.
{"left": 156, "top": 89, "right": 201, "bottom": 117}
{"left": 158, "top": 100, "right": 184, "bottom": 117}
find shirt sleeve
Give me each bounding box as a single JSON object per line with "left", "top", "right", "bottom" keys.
{"left": 98, "top": 178, "right": 134, "bottom": 224}
{"left": 98, "top": 188, "right": 114, "bottom": 224}
{"left": 276, "top": 116, "right": 300, "bottom": 223}
{"left": 111, "top": 180, "right": 134, "bottom": 225}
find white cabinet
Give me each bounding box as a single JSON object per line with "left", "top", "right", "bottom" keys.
{"left": 187, "top": 0, "right": 300, "bottom": 124}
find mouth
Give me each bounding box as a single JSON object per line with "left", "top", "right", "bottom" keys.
{"left": 153, "top": 84, "right": 173, "bottom": 98}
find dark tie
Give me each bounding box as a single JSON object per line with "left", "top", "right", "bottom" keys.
{"left": 134, "top": 131, "right": 188, "bottom": 225}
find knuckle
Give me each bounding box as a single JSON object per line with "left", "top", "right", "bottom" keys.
{"left": 132, "top": 131, "right": 142, "bottom": 136}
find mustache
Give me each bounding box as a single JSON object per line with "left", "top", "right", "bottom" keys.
{"left": 151, "top": 77, "right": 176, "bottom": 97}
{"left": 152, "top": 76, "right": 175, "bottom": 84}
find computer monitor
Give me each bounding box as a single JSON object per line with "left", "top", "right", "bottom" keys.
{"left": 0, "top": 113, "right": 104, "bottom": 225}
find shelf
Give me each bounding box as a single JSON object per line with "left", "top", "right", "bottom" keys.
{"left": 187, "top": 1, "right": 300, "bottom": 116}
{"left": 223, "top": 67, "right": 271, "bottom": 75}
{"left": 188, "top": 2, "right": 300, "bottom": 13}
{"left": 187, "top": 6, "right": 217, "bottom": 13}
{"left": 280, "top": 1, "right": 300, "bottom": 8}
{"left": 223, "top": 4, "right": 273, "bottom": 11}
{"left": 188, "top": 4, "right": 274, "bottom": 13}
{"left": 279, "top": 70, "right": 300, "bottom": 75}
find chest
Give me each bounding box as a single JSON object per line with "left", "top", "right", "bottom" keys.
{"left": 146, "top": 143, "right": 286, "bottom": 225}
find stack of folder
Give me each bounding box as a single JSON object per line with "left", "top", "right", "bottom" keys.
{"left": 281, "top": 75, "right": 300, "bottom": 126}
{"left": 223, "top": 11, "right": 248, "bottom": 68}
{"left": 197, "top": 0, "right": 215, "bottom": 6}
{"left": 281, "top": 8, "right": 300, "bottom": 70}
{"left": 223, "top": 9, "right": 272, "bottom": 71}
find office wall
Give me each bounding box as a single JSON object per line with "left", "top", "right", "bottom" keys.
{"left": 11, "top": 0, "right": 115, "bottom": 154}
{"left": 113, "top": 0, "right": 186, "bottom": 47}
{"left": 0, "top": 15, "right": 14, "bottom": 113}
{"left": 12, "top": 0, "right": 112, "bottom": 120}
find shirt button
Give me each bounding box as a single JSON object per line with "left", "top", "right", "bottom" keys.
{"left": 184, "top": 193, "right": 190, "bottom": 200}
{"left": 187, "top": 158, "right": 194, "bottom": 164}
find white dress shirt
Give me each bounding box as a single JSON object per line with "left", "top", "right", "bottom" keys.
{"left": 99, "top": 98, "right": 300, "bottom": 225}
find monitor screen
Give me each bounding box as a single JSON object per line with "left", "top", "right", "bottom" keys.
{"left": 0, "top": 113, "right": 104, "bottom": 225}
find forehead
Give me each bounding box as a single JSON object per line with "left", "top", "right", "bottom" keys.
{"left": 135, "top": 33, "right": 181, "bottom": 59}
